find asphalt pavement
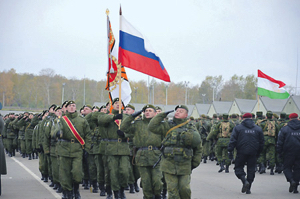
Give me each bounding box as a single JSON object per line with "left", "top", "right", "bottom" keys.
{"left": 1, "top": 153, "right": 299, "bottom": 199}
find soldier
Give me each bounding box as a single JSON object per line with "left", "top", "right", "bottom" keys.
{"left": 275, "top": 112, "right": 288, "bottom": 174}
{"left": 207, "top": 113, "right": 235, "bottom": 173}
{"left": 257, "top": 111, "right": 279, "bottom": 175}
{"left": 25, "top": 113, "right": 39, "bottom": 160}
{"left": 98, "top": 98, "right": 130, "bottom": 199}
{"left": 277, "top": 113, "right": 300, "bottom": 194}
{"left": 16, "top": 112, "right": 30, "bottom": 158}
{"left": 228, "top": 113, "right": 264, "bottom": 194}
{"left": 4, "top": 113, "right": 16, "bottom": 157}
{"left": 148, "top": 105, "right": 202, "bottom": 199}
{"left": 55, "top": 100, "right": 91, "bottom": 199}
{"left": 123, "top": 104, "right": 140, "bottom": 194}
{"left": 196, "top": 115, "right": 210, "bottom": 163}
{"left": 121, "top": 104, "right": 162, "bottom": 199}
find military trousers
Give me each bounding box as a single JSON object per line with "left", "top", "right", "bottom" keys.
{"left": 95, "top": 154, "right": 105, "bottom": 184}
{"left": 139, "top": 166, "right": 162, "bottom": 199}
{"left": 216, "top": 138, "right": 231, "bottom": 165}
{"left": 59, "top": 155, "right": 83, "bottom": 191}
{"left": 128, "top": 155, "right": 140, "bottom": 184}
{"left": 107, "top": 155, "right": 129, "bottom": 191}
{"left": 19, "top": 139, "right": 26, "bottom": 154}
{"left": 38, "top": 152, "right": 48, "bottom": 176}
{"left": 6, "top": 138, "right": 17, "bottom": 153}
{"left": 102, "top": 155, "right": 110, "bottom": 186}
{"left": 164, "top": 172, "right": 191, "bottom": 199}
{"left": 88, "top": 153, "right": 97, "bottom": 181}
{"left": 50, "top": 155, "right": 59, "bottom": 184}
{"left": 25, "top": 139, "right": 33, "bottom": 154}
{"left": 283, "top": 153, "right": 300, "bottom": 183}
{"left": 202, "top": 139, "right": 211, "bottom": 157}
{"left": 258, "top": 136, "right": 275, "bottom": 167}
{"left": 234, "top": 153, "right": 257, "bottom": 184}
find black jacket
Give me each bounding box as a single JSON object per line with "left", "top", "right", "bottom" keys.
{"left": 228, "top": 119, "right": 264, "bottom": 156}
{"left": 277, "top": 119, "right": 300, "bottom": 155}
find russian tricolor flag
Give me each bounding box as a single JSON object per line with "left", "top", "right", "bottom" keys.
{"left": 119, "top": 14, "right": 170, "bottom": 82}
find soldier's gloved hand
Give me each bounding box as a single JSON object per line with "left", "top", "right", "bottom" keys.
{"left": 132, "top": 110, "right": 143, "bottom": 118}
{"left": 117, "top": 130, "right": 125, "bottom": 138}
{"left": 164, "top": 110, "right": 174, "bottom": 116}
{"left": 113, "top": 114, "right": 123, "bottom": 120}
{"left": 228, "top": 151, "right": 233, "bottom": 160}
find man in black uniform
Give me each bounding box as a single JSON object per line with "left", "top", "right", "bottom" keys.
{"left": 228, "top": 113, "right": 264, "bottom": 194}
{"left": 277, "top": 113, "right": 300, "bottom": 194}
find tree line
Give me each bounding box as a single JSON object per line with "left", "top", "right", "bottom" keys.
{"left": 0, "top": 68, "right": 294, "bottom": 110}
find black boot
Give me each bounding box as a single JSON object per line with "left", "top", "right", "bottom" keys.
{"left": 83, "top": 179, "right": 89, "bottom": 190}
{"left": 44, "top": 175, "right": 48, "bottom": 182}
{"left": 134, "top": 181, "right": 140, "bottom": 192}
{"left": 270, "top": 167, "right": 274, "bottom": 175}
{"left": 259, "top": 163, "right": 266, "bottom": 174}
{"left": 32, "top": 153, "right": 35, "bottom": 159}
{"left": 56, "top": 184, "right": 63, "bottom": 193}
{"left": 49, "top": 180, "right": 55, "bottom": 187}
{"left": 22, "top": 153, "right": 26, "bottom": 158}
{"left": 41, "top": 175, "right": 45, "bottom": 181}
{"left": 67, "top": 190, "right": 73, "bottom": 199}
{"left": 294, "top": 184, "right": 299, "bottom": 194}
{"left": 113, "top": 190, "right": 120, "bottom": 199}
{"left": 99, "top": 183, "right": 106, "bottom": 196}
{"left": 218, "top": 161, "right": 225, "bottom": 173}
{"left": 289, "top": 180, "right": 297, "bottom": 193}
{"left": 161, "top": 189, "right": 167, "bottom": 199}
{"left": 106, "top": 186, "right": 113, "bottom": 199}
{"left": 240, "top": 176, "right": 250, "bottom": 193}
{"left": 53, "top": 183, "right": 59, "bottom": 190}
{"left": 62, "top": 190, "right": 68, "bottom": 199}
{"left": 74, "top": 183, "right": 81, "bottom": 199}
{"left": 12, "top": 150, "right": 15, "bottom": 156}
{"left": 35, "top": 152, "right": 39, "bottom": 159}
{"left": 246, "top": 183, "right": 252, "bottom": 194}
{"left": 203, "top": 156, "right": 207, "bottom": 163}
{"left": 129, "top": 184, "right": 135, "bottom": 193}
{"left": 8, "top": 152, "right": 12, "bottom": 157}
{"left": 225, "top": 164, "right": 229, "bottom": 173}
{"left": 120, "top": 187, "right": 126, "bottom": 199}
{"left": 92, "top": 180, "right": 98, "bottom": 193}
{"left": 28, "top": 153, "right": 32, "bottom": 160}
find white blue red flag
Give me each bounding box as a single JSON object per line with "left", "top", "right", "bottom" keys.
{"left": 118, "top": 14, "right": 170, "bottom": 82}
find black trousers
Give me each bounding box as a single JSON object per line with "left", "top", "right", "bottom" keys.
{"left": 234, "top": 153, "right": 257, "bottom": 184}
{"left": 283, "top": 153, "right": 300, "bottom": 184}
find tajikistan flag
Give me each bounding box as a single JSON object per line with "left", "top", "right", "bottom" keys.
{"left": 257, "top": 70, "right": 290, "bottom": 99}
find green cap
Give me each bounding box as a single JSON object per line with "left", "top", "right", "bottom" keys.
{"left": 155, "top": 106, "right": 162, "bottom": 111}
{"left": 84, "top": 104, "right": 93, "bottom": 110}
{"left": 66, "top": 100, "right": 75, "bottom": 107}
{"left": 62, "top": 100, "right": 69, "bottom": 107}
{"left": 142, "top": 104, "right": 156, "bottom": 112}
{"left": 256, "top": 111, "right": 263, "bottom": 117}
{"left": 54, "top": 106, "right": 61, "bottom": 111}
{"left": 175, "top": 105, "right": 188, "bottom": 112}
{"left": 49, "top": 104, "right": 57, "bottom": 110}
{"left": 223, "top": 113, "right": 229, "bottom": 120}
{"left": 266, "top": 111, "right": 273, "bottom": 118}
{"left": 126, "top": 104, "right": 135, "bottom": 110}
{"left": 92, "top": 106, "right": 100, "bottom": 110}
{"left": 280, "top": 112, "right": 286, "bottom": 119}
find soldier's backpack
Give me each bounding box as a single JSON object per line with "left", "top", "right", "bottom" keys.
{"left": 220, "top": 122, "right": 230, "bottom": 138}
{"left": 264, "top": 120, "right": 276, "bottom": 137}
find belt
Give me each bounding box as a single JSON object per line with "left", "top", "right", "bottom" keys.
{"left": 138, "top": 146, "right": 160, "bottom": 151}
{"left": 58, "top": 139, "right": 80, "bottom": 143}
{"left": 102, "top": 138, "right": 127, "bottom": 143}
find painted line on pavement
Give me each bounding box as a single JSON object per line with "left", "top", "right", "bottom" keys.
{"left": 11, "top": 157, "right": 61, "bottom": 199}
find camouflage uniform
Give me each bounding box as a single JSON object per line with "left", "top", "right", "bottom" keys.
{"left": 148, "top": 111, "right": 202, "bottom": 199}
{"left": 25, "top": 115, "right": 39, "bottom": 159}
{"left": 196, "top": 117, "right": 211, "bottom": 163}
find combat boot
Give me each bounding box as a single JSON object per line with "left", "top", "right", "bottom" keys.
{"left": 49, "top": 180, "right": 55, "bottom": 187}
{"left": 62, "top": 190, "right": 68, "bottom": 199}
{"left": 83, "top": 179, "right": 89, "bottom": 190}
{"left": 225, "top": 164, "right": 229, "bottom": 173}
{"left": 32, "top": 152, "right": 35, "bottom": 159}
{"left": 56, "top": 184, "right": 63, "bottom": 193}
{"left": 8, "top": 152, "right": 12, "bottom": 157}
{"left": 99, "top": 183, "right": 106, "bottom": 196}
{"left": 44, "top": 175, "right": 49, "bottom": 182}
{"left": 294, "top": 184, "right": 299, "bottom": 194}
{"left": 74, "top": 183, "right": 81, "bottom": 199}
{"left": 113, "top": 190, "right": 120, "bottom": 199}
{"left": 161, "top": 189, "right": 167, "bottom": 199}
{"left": 120, "top": 187, "right": 126, "bottom": 199}
{"left": 218, "top": 161, "right": 225, "bottom": 173}
{"left": 246, "top": 183, "right": 252, "bottom": 194}
{"left": 53, "top": 183, "right": 59, "bottom": 190}
{"left": 129, "top": 184, "right": 135, "bottom": 193}
{"left": 67, "top": 190, "right": 73, "bottom": 199}
{"left": 203, "top": 156, "right": 207, "bottom": 163}
{"left": 41, "top": 175, "right": 45, "bottom": 181}
{"left": 92, "top": 180, "right": 98, "bottom": 193}
{"left": 134, "top": 180, "right": 140, "bottom": 192}
{"left": 106, "top": 185, "right": 113, "bottom": 199}
{"left": 270, "top": 167, "right": 274, "bottom": 175}
{"left": 240, "top": 176, "right": 250, "bottom": 193}
{"left": 35, "top": 152, "right": 39, "bottom": 159}
{"left": 12, "top": 150, "right": 15, "bottom": 156}
{"left": 289, "top": 180, "right": 297, "bottom": 193}
{"left": 28, "top": 153, "right": 32, "bottom": 160}
{"left": 22, "top": 153, "right": 26, "bottom": 158}
{"left": 259, "top": 163, "right": 266, "bottom": 174}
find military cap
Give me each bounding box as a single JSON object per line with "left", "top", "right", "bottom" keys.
{"left": 55, "top": 106, "right": 61, "bottom": 111}
{"left": 190, "top": 116, "right": 194, "bottom": 120}
{"left": 266, "top": 111, "right": 273, "bottom": 118}
{"left": 223, "top": 113, "right": 229, "bottom": 120}
{"left": 9, "top": 112, "right": 15, "bottom": 115}
{"left": 92, "top": 106, "right": 100, "bottom": 110}
{"left": 49, "top": 104, "right": 57, "bottom": 110}
{"left": 66, "top": 100, "right": 75, "bottom": 107}
{"left": 106, "top": 101, "right": 110, "bottom": 106}
{"left": 175, "top": 105, "right": 188, "bottom": 112}
{"left": 62, "top": 100, "right": 69, "bottom": 107}
{"left": 213, "top": 114, "right": 217, "bottom": 118}
{"left": 155, "top": 106, "right": 162, "bottom": 111}
{"left": 42, "top": 110, "right": 48, "bottom": 116}
{"left": 142, "top": 104, "right": 156, "bottom": 112}
{"left": 289, "top": 113, "right": 298, "bottom": 119}
{"left": 231, "top": 113, "right": 237, "bottom": 118}
{"left": 99, "top": 105, "right": 106, "bottom": 111}
{"left": 112, "top": 98, "right": 120, "bottom": 105}
{"left": 126, "top": 104, "right": 135, "bottom": 110}
{"left": 256, "top": 111, "right": 263, "bottom": 117}
{"left": 201, "top": 114, "right": 206, "bottom": 118}
{"left": 242, "top": 112, "right": 252, "bottom": 118}
{"left": 280, "top": 112, "right": 286, "bottom": 119}
{"left": 84, "top": 104, "right": 93, "bottom": 110}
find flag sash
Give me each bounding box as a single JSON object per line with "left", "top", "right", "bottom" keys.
{"left": 62, "top": 116, "right": 85, "bottom": 146}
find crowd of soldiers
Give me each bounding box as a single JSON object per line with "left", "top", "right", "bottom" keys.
{"left": 0, "top": 99, "right": 296, "bottom": 198}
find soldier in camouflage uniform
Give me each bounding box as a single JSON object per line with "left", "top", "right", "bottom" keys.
{"left": 196, "top": 115, "right": 211, "bottom": 163}
{"left": 148, "top": 105, "right": 202, "bottom": 199}
{"left": 3, "top": 113, "right": 16, "bottom": 157}
{"left": 25, "top": 113, "right": 38, "bottom": 160}
{"left": 207, "top": 113, "right": 235, "bottom": 173}
{"left": 15, "top": 112, "right": 30, "bottom": 158}
{"left": 275, "top": 112, "right": 288, "bottom": 174}
{"left": 54, "top": 100, "right": 91, "bottom": 199}
{"left": 121, "top": 104, "right": 162, "bottom": 199}
{"left": 257, "top": 111, "right": 279, "bottom": 175}
{"left": 98, "top": 98, "right": 130, "bottom": 199}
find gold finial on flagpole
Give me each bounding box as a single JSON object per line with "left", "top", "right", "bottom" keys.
{"left": 106, "top": 9, "right": 109, "bottom": 16}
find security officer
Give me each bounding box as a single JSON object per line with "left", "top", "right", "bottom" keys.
{"left": 148, "top": 105, "right": 202, "bottom": 199}
{"left": 98, "top": 98, "right": 130, "bottom": 199}
{"left": 228, "top": 113, "right": 264, "bottom": 194}
{"left": 120, "top": 104, "right": 162, "bottom": 199}
{"left": 277, "top": 113, "right": 300, "bottom": 194}
{"left": 55, "top": 100, "right": 91, "bottom": 199}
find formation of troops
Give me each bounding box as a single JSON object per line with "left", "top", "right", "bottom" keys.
{"left": 1, "top": 98, "right": 300, "bottom": 198}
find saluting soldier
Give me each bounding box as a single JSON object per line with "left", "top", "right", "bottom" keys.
{"left": 148, "top": 105, "right": 202, "bottom": 199}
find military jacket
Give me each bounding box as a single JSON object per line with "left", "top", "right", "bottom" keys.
{"left": 96, "top": 112, "right": 107, "bottom": 155}
{"left": 56, "top": 111, "right": 91, "bottom": 158}
{"left": 207, "top": 119, "right": 235, "bottom": 140}
{"left": 120, "top": 115, "right": 162, "bottom": 167}
{"left": 85, "top": 112, "right": 99, "bottom": 154}
{"left": 148, "top": 112, "right": 202, "bottom": 175}
{"left": 25, "top": 115, "right": 39, "bottom": 140}
{"left": 3, "top": 118, "right": 13, "bottom": 138}
{"left": 98, "top": 109, "right": 130, "bottom": 156}
{"left": 16, "top": 117, "right": 30, "bottom": 140}
{"left": 44, "top": 113, "right": 57, "bottom": 155}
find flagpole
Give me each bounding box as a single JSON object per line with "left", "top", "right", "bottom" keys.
{"left": 118, "top": 5, "right": 123, "bottom": 117}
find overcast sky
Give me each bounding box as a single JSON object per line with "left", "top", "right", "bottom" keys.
{"left": 1, "top": 0, "right": 300, "bottom": 89}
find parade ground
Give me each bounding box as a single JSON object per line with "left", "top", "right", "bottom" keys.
{"left": 1, "top": 153, "right": 299, "bottom": 199}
